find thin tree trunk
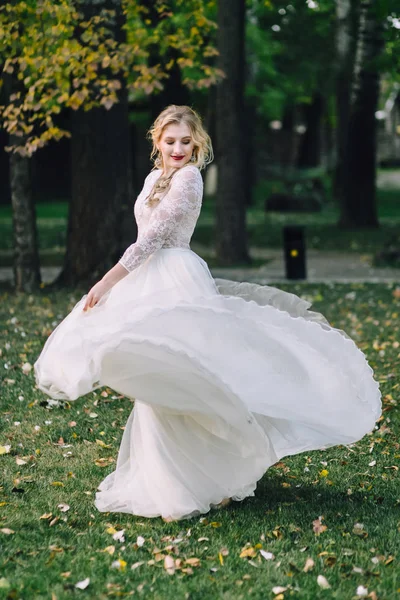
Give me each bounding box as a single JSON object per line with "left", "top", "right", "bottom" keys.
{"left": 339, "top": 0, "right": 383, "bottom": 228}
{"left": 215, "top": 0, "right": 250, "bottom": 265}
{"left": 9, "top": 136, "right": 42, "bottom": 292}
{"left": 297, "top": 92, "right": 324, "bottom": 168}
{"left": 334, "top": 0, "right": 358, "bottom": 203}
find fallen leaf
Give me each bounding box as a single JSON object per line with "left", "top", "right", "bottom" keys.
{"left": 111, "top": 559, "right": 127, "bottom": 570}
{"left": 260, "top": 550, "right": 275, "bottom": 560}
{"left": 317, "top": 575, "right": 331, "bottom": 589}
{"left": 95, "top": 439, "right": 111, "bottom": 448}
{"left": 185, "top": 557, "right": 201, "bottom": 567}
{"left": 75, "top": 578, "right": 90, "bottom": 590}
{"left": 240, "top": 545, "right": 257, "bottom": 558}
{"left": 131, "top": 561, "right": 145, "bottom": 570}
{"left": 313, "top": 517, "right": 327, "bottom": 535}
{"left": 272, "top": 587, "right": 288, "bottom": 595}
{"left": 0, "top": 446, "right": 11, "bottom": 455}
{"left": 303, "top": 557, "right": 315, "bottom": 572}
{"left": 112, "top": 529, "right": 125, "bottom": 543}
{"left": 106, "top": 526, "right": 117, "bottom": 534}
{"left": 94, "top": 457, "right": 114, "bottom": 467}
{"left": 164, "top": 555, "right": 175, "bottom": 575}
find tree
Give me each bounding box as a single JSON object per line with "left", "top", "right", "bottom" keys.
{"left": 215, "top": 0, "right": 250, "bottom": 265}
{"left": 338, "top": 0, "right": 384, "bottom": 228}
{"left": 0, "top": 0, "right": 221, "bottom": 286}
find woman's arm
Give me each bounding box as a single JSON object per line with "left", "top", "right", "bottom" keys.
{"left": 118, "top": 166, "right": 202, "bottom": 273}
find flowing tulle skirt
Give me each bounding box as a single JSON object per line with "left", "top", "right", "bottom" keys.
{"left": 34, "top": 248, "right": 381, "bottom": 520}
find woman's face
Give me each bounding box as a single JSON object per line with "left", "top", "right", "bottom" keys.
{"left": 157, "top": 122, "right": 195, "bottom": 174}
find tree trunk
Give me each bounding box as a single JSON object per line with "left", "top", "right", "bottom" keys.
{"left": 215, "top": 0, "right": 250, "bottom": 265}
{"left": 9, "top": 135, "right": 42, "bottom": 292}
{"left": 297, "top": 92, "right": 324, "bottom": 169}
{"left": 334, "top": 0, "right": 358, "bottom": 203}
{"left": 339, "top": 0, "right": 383, "bottom": 228}
{"left": 53, "top": 90, "right": 131, "bottom": 288}
{"left": 52, "top": 0, "right": 131, "bottom": 287}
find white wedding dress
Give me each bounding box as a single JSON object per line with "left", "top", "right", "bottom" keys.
{"left": 34, "top": 164, "right": 382, "bottom": 521}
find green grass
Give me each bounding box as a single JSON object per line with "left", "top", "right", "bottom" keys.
{"left": 1, "top": 282, "right": 400, "bottom": 599}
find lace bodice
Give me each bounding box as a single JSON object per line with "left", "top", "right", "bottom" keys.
{"left": 118, "top": 164, "right": 203, "bottom": 272}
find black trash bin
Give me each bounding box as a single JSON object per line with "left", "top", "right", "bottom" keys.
{"left": 283, "top": 225, "right": 307, "bottom": 280}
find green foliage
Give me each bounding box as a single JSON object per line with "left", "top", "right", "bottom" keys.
{"left": 246, "top": 0, "right": 336, "bottom": 120}
{"left": 0, "top": 0, "right": 220, "bottom": 156}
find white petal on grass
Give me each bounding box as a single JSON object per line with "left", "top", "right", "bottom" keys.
{"left": 303, "top": 557, "right": 315, "bottom": 572}
{"left": 112, "top": 529, "right": 125, "bottom": 543}
{"left": 75, "top": 578, "right": 90, "bottom": 590}
{"left": 21, "top": 362, "right": 32, "bottom": 374}
{"left": 131, "top": 561, "right": 145, "bottom": 570}
{"left": 58, "top": 503, "right": 70, "bottom": 512}
{"left": 164, "top": 555, "right": 175, "bottom": 575}
{"left": 260, "top": 550, "right": 275, "bottom": 560}
{"left": 317, "top": 575, "right": 331, "bottom": 589}
{"left": 272, "top": 587, "right": 288, "bottom": 594}
{"left": 356, "top": 586, "right": 368, "bottom": 597}
{"left": 136, "top": 535, "right": 145, "bottom": 547}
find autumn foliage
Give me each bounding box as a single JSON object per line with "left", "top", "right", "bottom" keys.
{"left": 0, "top": 0, "right": 221, "bottom": 156}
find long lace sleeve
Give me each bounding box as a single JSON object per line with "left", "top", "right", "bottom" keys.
{"left": 118, "top": 166, "right": 202, "bottom": 273}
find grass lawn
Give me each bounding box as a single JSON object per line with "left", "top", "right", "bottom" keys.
{"left": 1, "top": 282, "right": 399, "bottom": 599}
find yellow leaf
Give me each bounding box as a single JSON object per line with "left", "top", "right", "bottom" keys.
{"left": 209, "top": 521, "right": 222, "bottom": 528}
{"left": 0, "top": 446, "right": 10, "bottom": 455}
{"left": 106, "top": 526, "right": 117, "bottom": 535}
{"left": 101, "top": 545, "right": 115, "bottom": 555}
{"left": 95, "top": 439, "right": 111, "bottom": 448}
{"left": 319, "top": 469, "right": 329, "bottom": 477}
{"left": 240, "top": 546, "right": 257, "bottom": 558}
{"left": 51, "top": 482, "right": 64, "bottom": 486}
{"left": 218, "top": 552, "right": 224, "bottom": 565}
{"left": 40, "top": 513, "right": 53, "bottom": 520}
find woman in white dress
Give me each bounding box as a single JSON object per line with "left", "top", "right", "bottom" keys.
{"left": 34, "top": 105, "right": 382, "bottom": 523}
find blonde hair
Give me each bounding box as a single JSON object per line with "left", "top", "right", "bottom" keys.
{"left": 145, "top": 105, "right": 213, "bottom": 207}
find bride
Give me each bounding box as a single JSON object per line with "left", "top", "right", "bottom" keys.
{"left": 34, "top": 104, "right": 381, "bottom": 522}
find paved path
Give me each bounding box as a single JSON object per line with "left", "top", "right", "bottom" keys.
{"left": 211, "top": 248, "right": 400, "bottom": 283}
{"left": 1, "top": 248, "right": 399, "bottom": 285}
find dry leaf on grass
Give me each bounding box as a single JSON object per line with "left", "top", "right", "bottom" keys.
{"left": 303, "top": 557, "right": 315, "bottom": 572}
{"left": 313, "top": 517, "right": 327, "bottom": 535}
{"left": 317, "top": 575, "right": 331, "bottom": 589}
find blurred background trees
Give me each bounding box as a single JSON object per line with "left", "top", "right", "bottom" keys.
{"left": 0, "top": 0, "right": 399, "bottom": 289}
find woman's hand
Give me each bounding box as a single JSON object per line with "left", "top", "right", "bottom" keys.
{"left": 83, "top": 280, "right": 111, "bottom": 312}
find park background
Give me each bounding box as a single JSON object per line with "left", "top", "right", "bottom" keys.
{"left": 1, "top": 1, "right": 400, "bottom": 599}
